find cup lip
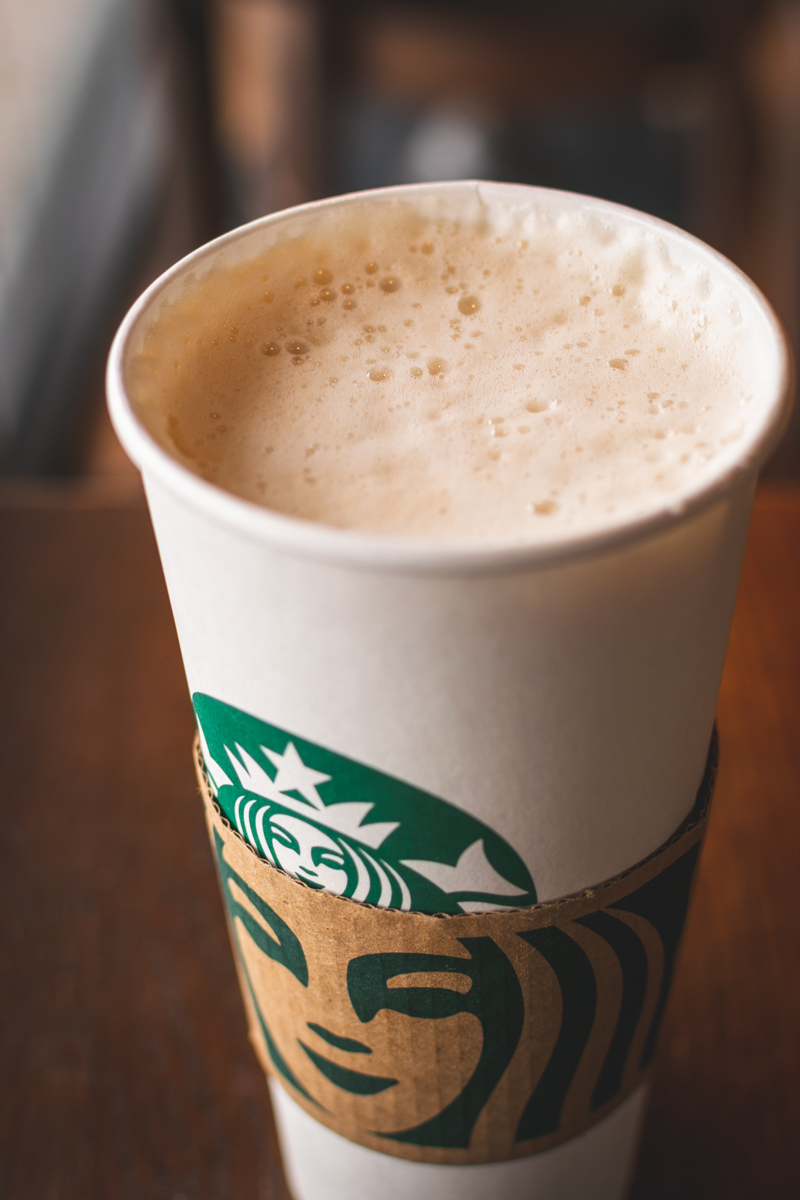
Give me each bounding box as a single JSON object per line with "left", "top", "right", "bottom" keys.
{"left": 107, "top": 180, "right": 794, "bottom": 576}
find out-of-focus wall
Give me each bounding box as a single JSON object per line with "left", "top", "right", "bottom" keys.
{"left": 0, "top": 0, "right": 170, "bottom": 473}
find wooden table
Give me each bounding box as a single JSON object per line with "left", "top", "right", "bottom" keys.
{"left": 0, "top": 483, "right": 797, "bottom": 1199}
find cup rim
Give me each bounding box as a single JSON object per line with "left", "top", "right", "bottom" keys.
{"left": 107, "top": 180, "right": 794, "bottom": 575}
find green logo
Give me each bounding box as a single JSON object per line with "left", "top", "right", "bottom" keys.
{"left": 194, "top": 693, "right": 537, "bottom": 915}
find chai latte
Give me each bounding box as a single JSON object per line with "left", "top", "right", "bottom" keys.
{"left": 128, "top": 193, "right": 766, "bottom": 543}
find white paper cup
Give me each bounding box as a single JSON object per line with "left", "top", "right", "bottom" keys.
{"left": 107, "top": 182, "right": 792, "bottom": 1200}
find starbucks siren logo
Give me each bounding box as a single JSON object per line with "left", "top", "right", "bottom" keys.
{"left": 194, "top": 693, "right": 537, "bottom": 915}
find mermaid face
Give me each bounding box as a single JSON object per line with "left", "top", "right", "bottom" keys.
{"left": 268, "top": 813, "right": 350, "bottom": 894}
{"left": 211, "top": 705, "right": 537, "bottom": 913}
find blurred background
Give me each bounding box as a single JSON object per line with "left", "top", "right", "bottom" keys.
{"left": 0, "top": 0, "right": 798, "bottom": 482}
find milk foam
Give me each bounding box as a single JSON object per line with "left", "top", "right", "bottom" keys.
{"left": 128, "top": 193, "right": 767, "bottom": 543}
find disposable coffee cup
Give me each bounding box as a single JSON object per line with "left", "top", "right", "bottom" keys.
{"left": 107, "top": 182, "right": 791, "bottom": 1200}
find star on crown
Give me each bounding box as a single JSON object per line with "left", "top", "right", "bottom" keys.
{"left": 220, "top": 740, "right": 399, "bottom": 850}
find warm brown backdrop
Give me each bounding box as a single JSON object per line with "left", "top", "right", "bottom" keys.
{"left": 0, "top": 482, "right": 797, "bottom": 1199}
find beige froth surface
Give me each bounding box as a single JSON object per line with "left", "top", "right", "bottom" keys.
{"left": 128, "top": 197, "right": 769, "bottom": 543}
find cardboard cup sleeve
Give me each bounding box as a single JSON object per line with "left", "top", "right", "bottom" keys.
{"left": 194, "top": 732, "right": 715, "bottom": 1167}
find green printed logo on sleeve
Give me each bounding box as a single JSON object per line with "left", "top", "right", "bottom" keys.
{"left": 193, "top": 692, "right": 537, "bottom": 915}
{"left": 197, "top": 737, "right": 713, "bottom": 1166}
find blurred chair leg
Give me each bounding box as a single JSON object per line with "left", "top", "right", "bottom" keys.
{"left": 211, "top": 0, "right": 320, "bottom": 225}
{"left": 742, "top": 0, "right": 800, "bottom": 476}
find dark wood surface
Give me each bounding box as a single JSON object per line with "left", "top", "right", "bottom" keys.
{"left": 1, "top": 484, "right": 798, "bottom": 1199}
